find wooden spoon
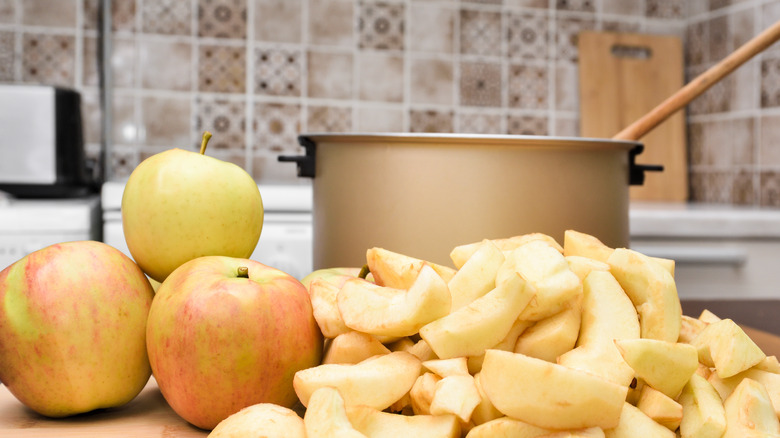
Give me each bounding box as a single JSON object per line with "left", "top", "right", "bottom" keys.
{"left": 613, "top": 19, "right": 780, "bottom": 141}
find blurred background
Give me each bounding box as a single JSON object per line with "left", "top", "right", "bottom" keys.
{"left": 0, "top": 0, "right": 778, "bottom": 204}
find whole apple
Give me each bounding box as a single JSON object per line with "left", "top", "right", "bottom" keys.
{"left": 122, "top": 132, "right": 264, "bottom": 283}
{"left": 0, "top": 240, "right": 155, "bottom": 417}
{"left": 146, "top": 256, "right": 323, "bottom": 430}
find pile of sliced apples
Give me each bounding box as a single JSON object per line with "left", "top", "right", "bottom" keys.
{"left": 210, "top": 230, "right": 780, "bottom": 438}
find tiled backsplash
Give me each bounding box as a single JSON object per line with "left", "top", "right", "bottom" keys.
{"left": 0, "top": 0, "right": 779, "bottom": 206}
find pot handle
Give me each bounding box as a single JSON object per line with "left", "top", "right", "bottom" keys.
{"left": 278, "top": 136, "right": 316, "bottom": 178}
{"left": 629, "top": 144, "right": 663, "bottom": 185}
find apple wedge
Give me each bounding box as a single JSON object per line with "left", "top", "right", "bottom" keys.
{"left": 557, "top": 270, "right": 638, "bottom": 387}
{"left": 606, "top": 248, "right": 681, "bottom": 342}
{"left": 565, "top": 255, "right": 610, "bottom": 282}
{"left": 635, "top": 385, "right": 683, "bottom": 431}
{"left": 309, "top": 278, "right": 352, "bottom": 338}
{"left": 210, "top": 403, "right": 306, "bottom": 438}
{"left": 722, "top": 378, "right": 780, "bottom": 437}
{"left": 603, "top": 402, "right": 675, "bottom": 438}
{"left": 707, "top": 368, "right": 780, "bottom": 418}
{"left": 464, "top": 417, "right": 551, "bottom": 438}
{"left": 480, "top": 350, "right": 628, "bottom": 430}
{"left": 514, "top": 299, "right": 581, "bottom": 363}
{"left": 496, "top": 240, "right": 582, "bottom": 321}
{"left": 755, "top": 355, "right": 780, "bottom": 373}
{"left": 429, "top": 374, "right": 482, "bottom": 424}
{"left": 562, "top": 229, "right": 614, "bottom": 262}
{"left": 470, "top": 372, "right": 503, "bottom": 426}
{"left": 322, "top": 331, "right": 391, "bottom": 365}
{"left": 410, "top": 372, "right": 441, "bottom": 415}
{"left": 450, "top": 233, "right": 563, "bottom": 269}
{"left": 447, "top": 239, "right": 505, "bottom": 311}
{"left": 614, "top": 338, "right": 698, "bottom": 399}
{"left": 366, "top": 247, "right": 456, "bottom": 289}
{"left": 293, "top": 351, "right": 421, "bottom": 410}
{"left": 419, "top": 273, "right": 534, "bottom": 359}
{"left": 542, "top": 428, "right": 605, "bottom": 438}
{"left": 338, "top": 264, "right": 451, "bottom": 337}
{"left": 679, "top": 315, "right": 709, "bottom": 344}
{"left": 691, "top": 318, "right": 766, "bottom": 378}
{"left": 346, "top": 404, "right": 460, "bottom": 438}
{"left": 678, "top": 373, "right": 726, "bottom": 438}
{"left": 468, "top": 318, "right": 533, "bottom": 374}
{"left": 423, "top": 357, "right": 470, "bottom": 378}
{"left": 303, "top": 387, "right": 368, "bottom": 438}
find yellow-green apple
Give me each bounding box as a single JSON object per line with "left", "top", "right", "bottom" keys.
{"left": 146, "top": 256, "right": 322, "bottom": 430}
{"left": 122, "top": 132, "right": 264, "bottom": 283}
{"left": 0, "top": 241, "right": 154, "bottom": 417}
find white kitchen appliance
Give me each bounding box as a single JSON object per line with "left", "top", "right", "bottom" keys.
{"left": 100, "top": 181, "right": 314, "bottom": 280}
{"left": 0, "top": 194, "right": 101, "bottom": 270}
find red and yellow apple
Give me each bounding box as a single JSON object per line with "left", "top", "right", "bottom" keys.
{"left": 0, "top": 240, "right": 155, "bottom": 417}
{"left": 146, "top": 256, "right": 323, "bottom": 430}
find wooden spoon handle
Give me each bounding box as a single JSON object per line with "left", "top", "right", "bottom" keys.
{"left": 613, "top": 19, "right": 780, "bottom": 141}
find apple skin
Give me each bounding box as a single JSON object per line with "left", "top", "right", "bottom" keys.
{"left": 300, "top": 267, "right": 363, "bottom": 291}
{"left": 146, "top": 256, "right": 323, "bottom": 430}
{"left": 122, "top": 147, "right": 264, "bottom": 283}
{"left": 0, "top": 241, "right": 155, "bottom": 417}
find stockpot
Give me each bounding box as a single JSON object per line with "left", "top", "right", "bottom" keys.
{"left": 280, "top": 133, "right": 660, "bottom": 269}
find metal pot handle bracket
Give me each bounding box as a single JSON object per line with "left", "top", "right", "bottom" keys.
{"left": 278, "top": 136, "right": 316, "bottom": 178}
{"left": 629, "top": 144, "right": 663, "bottom": 186}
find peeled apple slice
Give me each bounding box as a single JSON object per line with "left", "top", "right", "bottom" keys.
{"left": 337, "top": 264, "right": 451, "bottom": 337}
{"left": 480, "top": 349, "right": 628, "bottom": 430}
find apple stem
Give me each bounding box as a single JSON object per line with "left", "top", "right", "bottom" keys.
{"left": 199, "top": 131, "right": 212, "bottom": 155}
{"left": 358, "top": 265, "right": 370, "bottom": 279}
{"left": 237, "top": 266, "right": 249, "bottom": 278}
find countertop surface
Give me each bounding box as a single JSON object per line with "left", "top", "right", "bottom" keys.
{"left": 629, "top": 201, "right": 780, "bottom": 239}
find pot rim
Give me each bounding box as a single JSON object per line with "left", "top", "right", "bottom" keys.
{"left": 298, "top": 132, "right": 642, "bottom": 150}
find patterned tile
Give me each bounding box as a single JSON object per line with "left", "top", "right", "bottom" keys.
{"left": 358, "top": 1, "right": 405, "bottom": 51}
{"left": 555, "top": 61, "right": 578, "bottom": 112}
{"left": 504, "top": 0, "right": 548, "bottom": 7}
{"left": 410, "top": 57, "right": 454, "bottom": 105}
{"left": 0, "top": 0, "right": 15, "bottom": 24}
{"left": 357, "top": 106, "right": 404, "bottom": 132}
{"left": 688, "top": 122, "right": 704, "bottom": 166}
{"left": 506, "top": 113, "right": 548, "bottom": 135}
{"left": 307, "top": 50, "right": 353, "bottom": 100}
{"left": 554, "top": 116, "right": 579, "bottom": 137}
{"left": 555, "top": 0, "right": 595, "bottom": 13}
{"left": 109, "top": 145, "right": 140, "bottom": 180}
{"left": 460, "top": 61, "right": 502, "bottom": 107}
{"left": 0, "top": 31, "right": 13, "bottom": 81}
{"left": 83, "top": 0, "right": 136, "bottom": 32}
{"left": 646, "top": 0, "right": 685, "bottom": 19}
{"left": 79, "top": 89, "right": 101, "bottom": 145}
{"left": 685, "top": 20, "right": 707, "bottom": 66}
{"left": 308, "top": 0, "right": 354, "bottom": 47}
{"left": 83, "top": 36, "right": 135, "bottom": 89}
{"left": 763, "top": 2, "right": 780, "bottom": 55}
{"left": 111, "top": 94, "right": 137, "bottom": 144}
{"left": 506, "top": 10, "right": 549, "bottom": 60}
{"left": 198, "top": 0, "right": 247, "bottom": 39}
{"left": 760, "top": 115, "right": 780, "bottom": 166}
{"left": 761, "top": 57, "right": 780, "bottom": 108}
{"left": 464, "top": 0, "right": 503, "bottom": 4}
{"left": 139, "top": 39, "right": 192, "bottom": 91}
{"left": 601, "top": 0, "right": 643, "bottom": 16}
{"left": 21, "top": 0, "right": 77, "bottom": 27}
{"left": 195, "top": 97, "right": 246, "bottom": 150}
{"left": 508, "top": 64, "right": 548, "bottom": 110}
{"left": 198, "top": 44, "right": 246, "bottom": 93}
{"left": 357, "top": 52, "right": 404, "bottom": 102}
{"left": 408, "top": 3, "right": 454, "bottom": 54}
{"left": 255, "top": 47, "right": 302, "bottom": 97}
{"left": 22, "top": 33, "right": 75, "bottom": 87}
{"left": 142, "top": 0, "right": 192, "bottom": 35}
{"left": 141, "top": 96, "right": 192, "bottom": 147}
{"left": 733, "top": 169, "right": 757, "bottom": 206}
{"left": 255, "top": 0, "right": 302, "bottom": 43}
{"left": 460, "top": 9, "right": 501, "bottom": 57}
{"left": 409, "top": 109, "right": 454, "bottom": 133}
{"left": 555, "top": 16, "right": 595, "bottom": 62}
{"left": 457, "top": 110, "right": 502, "bottom": 134}
{"left": 254, "top": 102, "right": 301, "bottom": 153}
{"left": 602, "top": 20, "right": 642, "bottom": 33}
{"left": 689, "top": 170, "right": 733, "bottom": 204}
{"left": 708, "top": 15, "right": 728, "bottom": 64}
{"left": 760, "top": 171, "right": 780, "bottom": 207}
{"left": 306, "top": 105, "right": 352, "bottom": 132}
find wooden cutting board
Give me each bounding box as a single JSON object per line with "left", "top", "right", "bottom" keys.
{"left": 578, "top": 31, "right": 688, "bottom": 202}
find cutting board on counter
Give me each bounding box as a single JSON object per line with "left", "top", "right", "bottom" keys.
{"left": 578, "top": 31, "right": 688, "bottom": 202}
